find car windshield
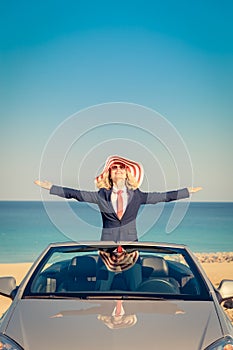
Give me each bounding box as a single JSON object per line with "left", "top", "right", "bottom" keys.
{"left": 23, "top": 244, "right": 210, "bottom": 300}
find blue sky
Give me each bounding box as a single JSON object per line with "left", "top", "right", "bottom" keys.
{"left": 1, "top": 0, "right": 233, "bottom": 201}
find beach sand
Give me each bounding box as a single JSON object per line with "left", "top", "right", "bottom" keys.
{"left": 0, "top": 263, "right": 33, "bottom": 318}
{"left": 0, "top": 260, "right": 233, "bottom": 322}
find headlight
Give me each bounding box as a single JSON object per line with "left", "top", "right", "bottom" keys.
{"left": 205, "top": 335, "right": 233, "bottom": 350}
{"left": 0, "top": 334, "right": 23, "bottom": 350}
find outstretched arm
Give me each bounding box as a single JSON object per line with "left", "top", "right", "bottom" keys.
{"left": 187, "top": 187, "right": 203, "bottom": 194}
{"left": 34, "top": 180, "right": 53, "bottom": 190}
{"left": 34, "top": 180, "right": 99, "bottom": 204}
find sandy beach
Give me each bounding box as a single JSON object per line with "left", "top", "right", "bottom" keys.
{"left": 0, "top": 257, "right": 233, "bottom": 322}
{"left": 0, "top": 263, "right": 33, "bottom": 318}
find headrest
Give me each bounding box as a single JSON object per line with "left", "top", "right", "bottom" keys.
{"left": 142, "top": 257, "right": 169, "bottom": 277}
{"left": 69, "top": 256, "right": 97, "bottom": 277}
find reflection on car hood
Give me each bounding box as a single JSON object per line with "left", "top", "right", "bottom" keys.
{"left": 5, "top": 299, "right": 222, "bottom": 350}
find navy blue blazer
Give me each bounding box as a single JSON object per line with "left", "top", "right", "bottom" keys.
{"left": 50, "top": 186, "right": 189, "bottom": 242}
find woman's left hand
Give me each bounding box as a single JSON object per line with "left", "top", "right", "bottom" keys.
{"left": 188, "top": 187, "right": 203, "bottom": 194}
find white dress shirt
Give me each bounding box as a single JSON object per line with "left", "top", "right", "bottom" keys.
{"left": 111, "top": 185, "right": 128, "bottom": 216}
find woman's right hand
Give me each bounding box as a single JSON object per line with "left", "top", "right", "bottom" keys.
{"left": 34, "top": 180, "right": 53, "bottom": 190}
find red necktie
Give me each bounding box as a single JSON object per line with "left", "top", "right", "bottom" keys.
{"left": 117, "top": 190, "right": 123, "bottom": 219}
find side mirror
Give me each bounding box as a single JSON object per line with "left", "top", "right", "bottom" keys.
{"left": 217, "top": 279, "right": 233, "bottom": 305}
{"left": 0, "top": 277, "right": 17, "bottom": 299}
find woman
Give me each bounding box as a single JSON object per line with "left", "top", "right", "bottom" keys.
{"left": 35, "top": 155, "right": 202, "bottom": 242}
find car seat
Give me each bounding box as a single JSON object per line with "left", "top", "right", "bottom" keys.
{"left": 58, "top": 256, "right": 97, "bottom": 291}
{"left": 139, "top": 256, "right": 180, "bottom": 293}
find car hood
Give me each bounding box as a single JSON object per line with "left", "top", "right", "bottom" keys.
{"left": 4, "top": 299, "right": 222, "bottom": 350}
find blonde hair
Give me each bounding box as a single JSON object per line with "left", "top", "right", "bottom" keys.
{"left": 96, "top": 170, "right": 139, "bottom": 190}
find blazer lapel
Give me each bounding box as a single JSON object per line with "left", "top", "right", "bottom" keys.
{"left": 105, "top": 189, "right": 118, "bottom": 218}
{"left": 121, "top": 190, "right": 134, "bottom": 218}
{"left": 127, "top": 189, "right": 134, "bottom": 205}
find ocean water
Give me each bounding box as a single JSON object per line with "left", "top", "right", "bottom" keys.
{"left": 0, "top": 201, "right": 233, "bottom": 263}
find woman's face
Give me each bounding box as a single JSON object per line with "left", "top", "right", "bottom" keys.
{"left": 109, "top": 163, "right": 127, "bottom": 185}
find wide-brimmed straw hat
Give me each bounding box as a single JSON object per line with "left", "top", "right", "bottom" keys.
{"left": 95, "top": 155, "right": 144, "bottom": 187}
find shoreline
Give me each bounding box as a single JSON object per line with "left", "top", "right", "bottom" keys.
{"left": 1, "top": 256, "right": 233, "bottom": 322}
